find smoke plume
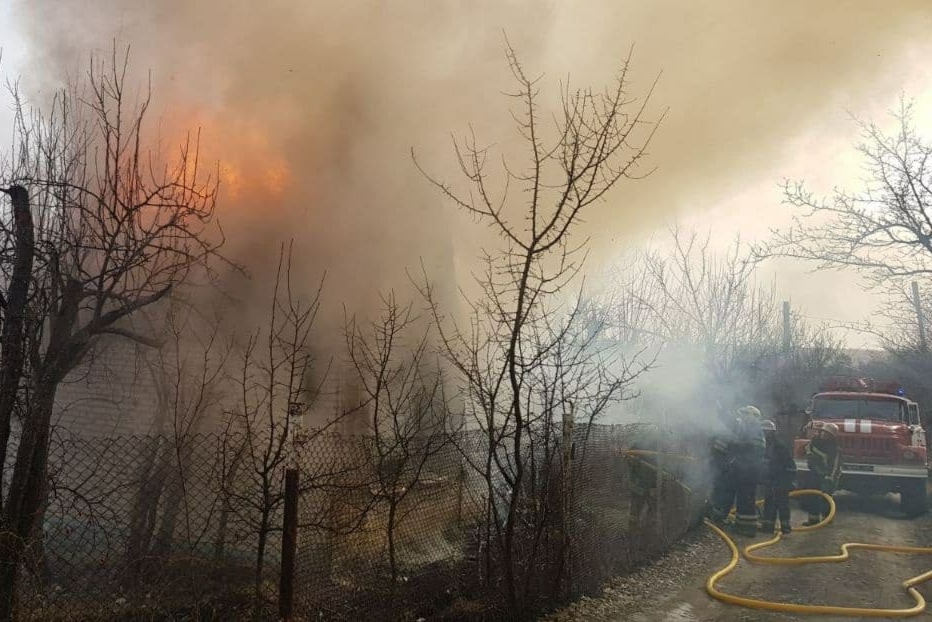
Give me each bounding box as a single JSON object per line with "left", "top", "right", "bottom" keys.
{"left": 9, "top": 0, "right": 932, "bottom": 342}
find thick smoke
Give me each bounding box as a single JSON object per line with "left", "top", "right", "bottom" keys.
{"left": 9, "top": 1, "right": 932, "bottom": 348}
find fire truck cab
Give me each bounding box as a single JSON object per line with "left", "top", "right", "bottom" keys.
{"left": 794, "top": 376, "right": 929, "bottom": 516}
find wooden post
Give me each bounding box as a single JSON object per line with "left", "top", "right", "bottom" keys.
{"left": 279, "top": 468, "right": 299, "bottom": 621}
{"left": 912, "top": 281, "right": 927, "bottom": 353}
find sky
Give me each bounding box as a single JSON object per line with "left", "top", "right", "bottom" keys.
{"left": 3, "top": 1, "right": 932, "bottom": 347}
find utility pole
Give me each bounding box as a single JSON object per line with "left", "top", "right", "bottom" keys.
{"left": 912, "top": 281, "right": 927, "bottom": 353}
{"left": 782, "top": 301, "right": 791, "bottom": 354}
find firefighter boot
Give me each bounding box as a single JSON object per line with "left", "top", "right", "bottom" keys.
{"left": 734, "top": 514, "right": 758, "bottom": 537}
{"left": 706, "top": 504, "right": 730, "bottom": 529}
{"left": 759, "top": 520, "right": 776, "bottom": 535}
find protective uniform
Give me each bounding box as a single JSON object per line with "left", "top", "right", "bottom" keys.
{"left": 708, "top": 424, "right": 736, "bottom": 526}
{"left": 801, "top": 422, "right": 842, "bottom": 526}
{"left": 732, "top": 406, "right": 766, "bottom": 536}
{"left": 760, "top": 419, "right": 796, "bottom": 534}
{"left": 709, "top": 422, "right": 737, "bottom": 527}
{"left": 709, "top": 406, "right": 766, "bottom": 536}
{"left": 626, "top": 434, "right": 662, "bottom": 535}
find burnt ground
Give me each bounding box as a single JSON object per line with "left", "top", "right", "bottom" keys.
{"left": 542, "top": 491, "right": 932, "bottom": 622}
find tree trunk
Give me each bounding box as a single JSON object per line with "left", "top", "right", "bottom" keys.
{"left": 214, "top": 499, "right": 230, "bottom": 561}
{"left": 483, "top": 482, "right": 493, "bottom": 588}
{"left": 24, "top": 478, "right": 51, "bottom": 587}
{"left": 0, "top": 533, "right": 21, "bottom": 621}
{"left": 0, "top": 381, "right": 57, "bottom": 621}
{"left": 124, "top": 436, "right": 167, "bottom": 584}
{"left": 153, "top": 441, "right": 195, "bottom": 557}
{"left": 253, "top": 512, "right": 269, "bottom": 620}
{"left": 0, "top": 186, "right": 35, "bottom": 508}
{"left": 502, "top": 474, "right": 521, "bottom": 616}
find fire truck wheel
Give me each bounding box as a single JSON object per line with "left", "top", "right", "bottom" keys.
{"left": 899, "top": 479, "right": 928, "bottom": 517}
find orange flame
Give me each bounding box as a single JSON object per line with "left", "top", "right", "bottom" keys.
{"left": 163, "top": 106, "right": 293, "bottom": 205}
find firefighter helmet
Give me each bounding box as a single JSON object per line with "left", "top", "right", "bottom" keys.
{"left": 761, "top": 419, "right": 777, "bottom": 432}
{"left": 821, "top": 422, "right": 839, "bottom": 436}
{"left": 737, "top": 405, "right": 762, "bottom": 419}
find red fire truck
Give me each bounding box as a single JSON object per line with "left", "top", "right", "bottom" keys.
{"left": 794, "top": 376, "right": 929, "bottom": 516}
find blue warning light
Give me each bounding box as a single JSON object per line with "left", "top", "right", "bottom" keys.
{"left": 897, "top": 387, "right": 907, "bottom": 396}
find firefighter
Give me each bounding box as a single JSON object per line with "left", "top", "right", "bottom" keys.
{"left": 708, "top": 419, "right": 736, "bottom": 527}
{"left": 625, "top": 428, "right": 662, "bottom": 536}
{"left": 801, "top": 422, "right": 842, "bottom": 526}
{"left": 732, "top": 405, "right": 766, "bottom": 536}
{"left": 761, "top": 419, "right": 796, "bottom": 534}
{"left": 708, "top": 405, "right": 765, "bottom": 536}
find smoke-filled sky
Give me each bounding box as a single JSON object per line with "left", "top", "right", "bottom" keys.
{"left": 4, "top": 0, "right": 932, "bottom": 345}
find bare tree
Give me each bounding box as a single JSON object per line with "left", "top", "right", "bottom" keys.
{"left": 626, "top": 226, "right": 781, "bottom": 406}
{"left": 0, "top": 47, "right": 225, "bottom": 618}
{"left": 859, "top": 281, "right": 932, "bottom": 359}
{"left": 753, "top": 317, "right": 850, "bottom": 439}
{"left": 751, "top": 98, "right": 932, "bottom": 427}
{"left": 0, "top": 186, "right": 33, "bottom": 485}
{"left": 218, "top": 243, "right": 349, "bottom": 616}
{"left": 344, "top": 293, "right": 453, "bottom": 588}
{"left": 756, "top": 99, "right": 932, "bottom": 286}
{"left": 593, "top": 256, "right": 667, "bottom": 348}
{"left": 603, "top": 225, "right": 849, "bottom": 430}
{"left": 850, "top": 284, "right": 932, "bottom": 440}
{"left": 123, "top": 296, "right": 231, "bottom": 585}
{"left": 413, "top": 43, "right": 659, "bottom": 616}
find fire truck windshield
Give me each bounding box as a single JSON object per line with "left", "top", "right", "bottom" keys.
{"left": 812, "top": 398, "right": 904, "bottom": 422}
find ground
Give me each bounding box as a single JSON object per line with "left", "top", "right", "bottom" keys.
{"left": 542, "top": 491, "right": 932, "bottom": 621}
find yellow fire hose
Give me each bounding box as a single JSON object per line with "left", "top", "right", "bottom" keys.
{"left": 621, "top": 450, "right": 932, "bottom": 617}
{"left": 707, "top": 489, "right": 932, "bottom": 617}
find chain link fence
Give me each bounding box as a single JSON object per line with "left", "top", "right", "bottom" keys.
{"left": 285, "top": 431, "right": 481, "bottom": 620}
{"left": 566, "top": 425, "right": 710, "bottom": 594}
{"left": 290, "top": 423, "right": 711, "bottom": 621}
{"left": 15, "top": 430, "right": 274, "bottom": 621}
{"left": 7, "top": 423, "right": 711, "bottom": 620}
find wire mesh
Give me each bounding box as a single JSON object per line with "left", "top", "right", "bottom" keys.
{"left": 291, "top": 424, "right": 711, "bottom": 621}
{"left": 6, "top": 423, "right": 711, "bottom": 620}
{"left": 14, "top": 430, "right": 273, "bottom": 620}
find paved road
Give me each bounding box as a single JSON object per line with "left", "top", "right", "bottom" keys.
{"left": 625, "top": 492, "right": 932, "bottom": 622}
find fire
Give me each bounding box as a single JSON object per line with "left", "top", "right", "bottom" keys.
{"left": 163, "top": 106, "right": 293, "bottom": 205}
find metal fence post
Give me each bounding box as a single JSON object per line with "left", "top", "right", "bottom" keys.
{"left": 279, "top": 467, "right": 299, "bottom": 621}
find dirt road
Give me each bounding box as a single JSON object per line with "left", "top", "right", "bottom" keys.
{"left": 543, "top": 492, "right": 932, "bottom": 622}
